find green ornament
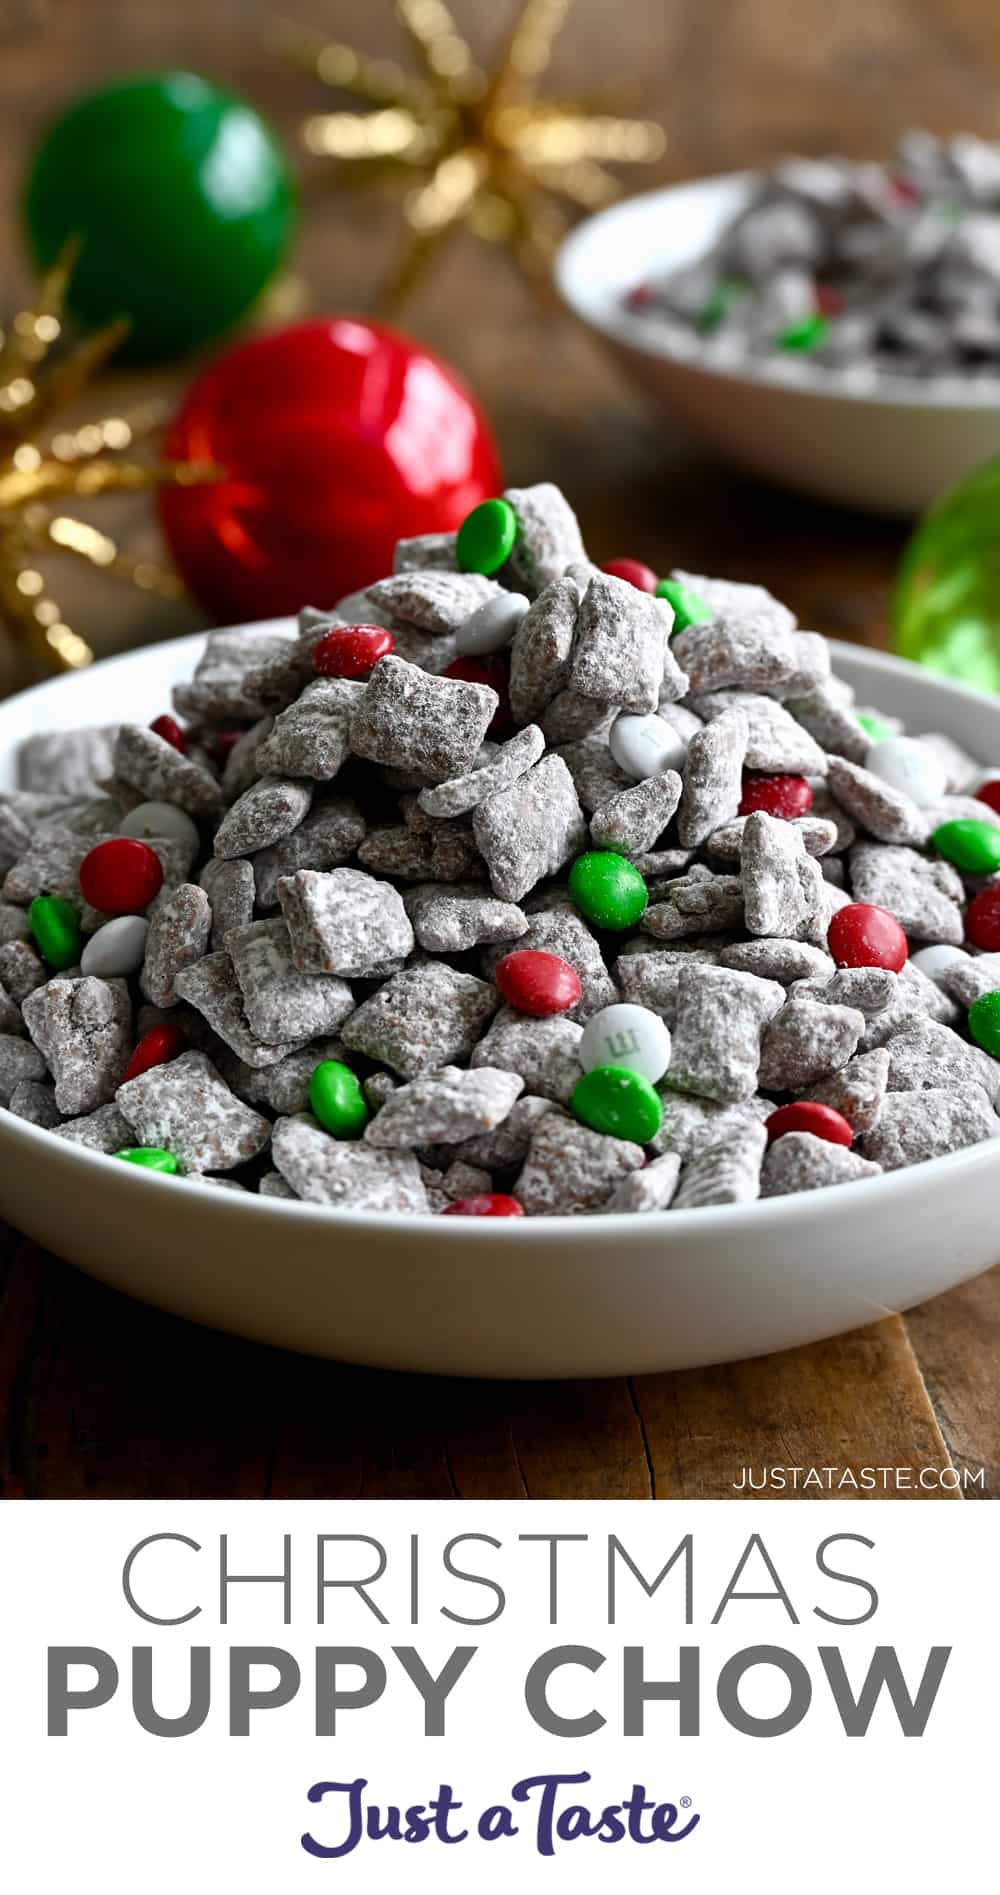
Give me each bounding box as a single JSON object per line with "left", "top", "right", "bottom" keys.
{"left": 571, "top": 1065, "right": 663, "bottom": 1143}
{"left": 309, "top": 1059, "right": 369, "bottom": 1138}
{"left": 968, "top": 990, "right": 1000, "bottom": 1058}
{"left": 655, "top": 576, "right": 712, "bottom": 631}
{"left": 456, "top": 497, "right": 518, "bottom": 575}
{"left": 568, "top": 851, "right": 648, "bottom": 931}
{"left": 28, "top": 894, "right": 82, "bottom": 970}
{"left": 932, "top": 818, "right": 1000, "bottom": 875}
{"left": 856, "top": 712, "right": 892, "bottom": 743}
{"left": 115, "top": 1147, "right": 179, "bottom": 1173}
{"left": 894, "top": 457, "right": 1000, "bottom": 692}
{"left": 23, "top": 72, "right": 294, "bottom": 361}
{"left": 778, "top": 312, "right": 831, "bottom": 352}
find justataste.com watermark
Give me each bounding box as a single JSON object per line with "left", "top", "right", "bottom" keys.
{"left": 732, "top": 1465, "right": 985, "bottom": 1493}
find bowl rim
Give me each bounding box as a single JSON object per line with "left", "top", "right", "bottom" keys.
{"left": 554, "top": 170, "right": 1000, "bottom": 415}
{"left": 2, "top": 628, "right": 1000, "bottom": 1242}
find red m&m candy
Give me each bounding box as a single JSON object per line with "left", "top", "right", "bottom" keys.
{"left": 739, "top": 773, "right": 813, "bottom": 820}
{"left": 445, "top": 654, "right": 512, "bottom": 735}
{"left": 765, "top": 1101, "right": 853, "bottom": 1147}
{"left": 313, "top": 624, "right": 394, "bottom": 680}
{"left": 79, "top": 838, "right": 164, "bottom": 916}
{"left": 966, "top": 884, "right": 1000, "bottom": 951}
{"left": 827, "top": 902, "right": 908, "bottom": 972}
{"left": 124, "top": 1022, "right": 186, "bottom": 1084}
{"left": 975, "top": 779, "right": 1000, "bottom": 818}
{"left": 150, "top": 714, "right": 187, "bottom": 754}
{"left": 441, "top": 1194, "right": 525, "bottom": 1217}
{"left": 602, "top": 558, "right": 658, "bottom": 594}
{"left": 495, "top": 949, "right": 583, "bottom": 1017}
{"left": 212, "top": 728, "right": 244, "bottom": 764}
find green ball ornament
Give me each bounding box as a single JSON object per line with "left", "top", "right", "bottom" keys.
{"left": 23, "top": 72, "right": 294, "bottom": 361}
{"left": 968, "top": 990, "right": 1000, "bottom": 1058}
{"left": 309, "top": 1059, "right": 369, "bottom": 1139}
{"left": 568, "top": 851, "right": 648, "bottom": 931}
{"left": 932, "top": 818, "right": 1000, "bottom": 875}
{"left": 894, "top": 457, "right": 1000, "bottom": 693}
{"left": 571, "top": 1066, "right": 663, "bottom": 1143}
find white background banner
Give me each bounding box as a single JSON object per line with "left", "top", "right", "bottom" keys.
{"left": 1, "top": 1499, "right": 995, "bottom": 1890}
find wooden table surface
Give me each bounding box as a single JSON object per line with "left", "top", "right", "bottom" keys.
{"left": 2, "top": 0, "right": 1000, "bottom": 1500}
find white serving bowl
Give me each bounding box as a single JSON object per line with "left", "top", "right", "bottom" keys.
{"left": 1, "top": 627, "right": 999, "bottom": 1378}
{"left": 555, "top": 174, "right": 1000, "bottom": 517}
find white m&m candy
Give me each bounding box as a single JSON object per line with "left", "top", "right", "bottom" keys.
{"left": 609, "top": 711, "right": 688, "bottom": 781}
{"left": 80, "top": 915, "right": 150, "bottom": 978}
{"left": 120, "top": 800, "right": 200, "bottom": 852}
{"left": 580, "top": 1003, "right": 671, "bottom": 1084}
{"left": 456, "top": 592, "right": 530, "bottom": 656}
{"left": 863, "top": 736, "right": 947, "bottom": 807}
{"left": 908, "top": 943, "right": 968, "bottom": 987}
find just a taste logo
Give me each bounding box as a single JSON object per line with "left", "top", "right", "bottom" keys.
{"left": 45, "top": 1527, "right": 953, "bottom": 1862}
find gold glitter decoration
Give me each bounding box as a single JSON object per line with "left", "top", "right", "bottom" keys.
{"left": 276, "top": 0, "right": 665, "bottom": 309}
{"left": 0, "top": 247, "right": 218, "bottom": 674}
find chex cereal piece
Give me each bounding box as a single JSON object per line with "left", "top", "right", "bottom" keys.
{"left": 8, "top": 1078, "right": 60, "bottom": 1127}
{"left": 3, "top": 824, "right": 115, "bottom": 908}
{"left": 113, "top": 724, "right": 221, "bottom": 817}
{"left": 508, "top": 580, "right": 579, "bottom": 724}
{"left": 650, "top": 1090, "right": 770, "bottom": 1162}
{"left": 483, "top": 901, "right": 617, "bottom": 1020}
{"left": 22, "top": 976, "right": 131, "bottom": 1114}
{"left": 590, "top": 770, "right": 682, "bottom": 857}
{"left": 368, "top": 569, "right": 501, "bottom": 633}
{"left": 514, "top": 1109, "right": 644, "bottom": 1214}
{"left": 140, "top": 883, "right": 212, "bottom": 1008}
{"left": 366, "top": 1064, "right": 523, "bottom": 1147}
{"left": 672, "top": 1118, "right": 768, "bottom": 1208}
{"left": 741, "top": 810, "right": 819, "bottom": 936}
{"left": 553, "top": 738, "right": 630, "bottom": 812}
{"left": 758, "top": 998, "right": 866, "bottom": 1089}
{"left": 862, "top": 1086, "right": 998, "bottom": 1170}
{"left": 259, "top": 1169, "right": 298, "bottom": 1199}
{"left": 18, "top": 727, "right": 117, "bottom": 795}
{"left": 0, "top": 1032, "right": 47, "bottom": 1103}
{"left": 848, "top": 842, "right": 965, "bottom": 943}
{"left": 666, "top": 962, "right": 784, "bottom": 1102}
{"left": 720, "top": 937, "right": 835, "bottom": 983}
{"left": 542, "top": 689, "right": 617, "bottom": 747}
{"left": 615, "top": 948, "right": 713, "bottom": 1024}
{"left": 673, "top": 614, "right": 812, "bottom": 698}
{"left": 358, "top": 818, "right": 481, "bottom": 885}
{"left": 806, "top": 1046, "right": 891, "bottom": 1135}
{"left": 117, "top": 1050, "right": 271, "bottom": 1173}
{"left": 605, "top": 1149, "right": 682, "bottom": 1213}
{"left": 0, "top": 792, "right": 74, "bottom": 870}
{"left": 54, "top": 1102, "right": 133, "bottom": 1151}
{"left": 642, "top": 865, "right": 745, "bottom": 939}
{"left": 174, "top": 952, "right": 303, "bottom": 1067}
{"left": 806, "top": 781, "right": 857, "bottom": 851}
{"left": 342, "top": 963, "right": 499, "bottom": 1076}
{"left": 174, "top": 628, "right": 292, "bottom": 721}
{"left": 826, "top": 756, "right": 930, "bottom": 846}
{"left": 0, "top": 902, "right": 30, "bottom": 945}
{"left": 939, "top": 951, "right": 1000, "bottom": 1007}
{"left": 440, "top": 1160, "right": 493, "bottom": 1201}
{"left": 670, "top": 570, "right": 797, "bottom": 636}
{"left": 473, "top": 754, "right": 586, "bottom": 902}
{"left": 690, "top": 691, "right": 827, "bottom": 773}
{"left": 0, "top": 980, "right": 23, "bottom": 1035}
{"left": 503, "top": 482, "right": 587, "bottom": 594}
{"left": 218, "top": 716, "right": 273, "bottom": 802}
{"left": 216, "top": 1037, "right": 346, "bottom": 1115}
{"left": 254, "top": 678, "right": 364, "bottom": 781}
{"left": 761, "top": 1131, "right": 882, "bottom": 1197}
{"left": 794, "top": 965, "right": 897, "bottom": 1014}
{"left": 272, "top": 1112, "right": 428, "bottom": 1210}
{"left": 630, "top": 846, "right": 695, "bottom": 877}
{"left": 919, "top": 732, "right": 981, "bottom": 793}
{"left": 884, "top": 1017, "right": 1000, "bottom": 1095}
{"left": 200, "top": 858, "right": 255, "bottom": 950}
{"left": 350, "top": 655, "right": 496, "bottom": 781}
{"left": 569, "top": 573, "right": 678, "bottom": 713}
{"left": 394, "top": 530, "right": 457, "bottom": 572}
{"left": 450, "top": 1093, "right": 555, "bottom": 1169}
{"left": 242, "top": 612, "right": 343, "bottom": 712}
{"left": 417, "top": 724, "right": 545, "bottom": 819}
{"left": 278, "top": 867, "right": 413, "bottom": 976}
{"left": 230, "top": 918, "right": 355, "bottom": 1042}
{"left": 252, "top": 798, "right": 366, "bottom": 908}
{"left": 404, "top": 882, "right": 527, "bottom": 952}
{"left": 471, "top": 1006, "right": 584, "bottom": 1103}
{"left": 0, "top": 938, "right": 47, "bottom": 1001}
{"left": 924, "top": 793, "right": 1000, "bottom": 837}
{"left": 676, "top": 706, "right": 749, "bottom": 847}
{"left": 213, "top": 775, "right": 313, "bottom": 860}
{"left": 785, "top": 683, "right": 868, "bottom": 762}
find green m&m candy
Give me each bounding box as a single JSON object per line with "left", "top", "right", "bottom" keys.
{"left": 856, "top": 712, "right": 892, "bottom": 743}
{"left": 456, "top": 497, "right": 518, "bottom": 575}
{"left": 655, "top": 576, "right": 712, "bottom": 632}
{"left": 571, "top": 1066, "right": 663, "bottom": 1143}
{"left": 568, "top": 851, "right": 648, "bottom": 931}
{"left": 778, "top": 312, "right": 831, "bottom": 352}
{"left": 968, "top": 990, "right": 1000, "bottom": 1058}
{"left": 115, "top": 1147, "right": 179, "bottom": 1173}
{"left": 309, "top": 1059, "right": 369, "bottom": 1138}
{"left": 932, "top": 818, "right": 1000, "bottom": 876}
{"left": 28, "top": 895, "right": 82, "bottom": 970}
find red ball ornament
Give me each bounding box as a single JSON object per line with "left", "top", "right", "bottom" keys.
{"left": 739, "top": 773, "right": 813, "bottom": 819}
{"left": 765, "top": 1101, "right": 854, "bottom": 1147}
{"left": 80, "top": 838, "right": 164, "bottom": 916}
{"left": 124, "top": 1023, "right": 186, "bottom": 1084}
{"left": 313, "top": 624, "right": 394, "bottom": 680}
{"left": 150, "top": 713, "right": 187, "bottom": 754}
{"left": 159, "top": 317, "right": 502, "bottom": 622}
{"left": 441, "top": 1194, "right": 525, "bottom": 1217}
{"left": 445, "top": 653, "right": 512, "bottom": 735}
{"left": 966, "top": 884, "right": 1000, "bottom": 951}
{"left": 602, "top": 558, "right": 658, "bottom": 593}
{"left": 827, "top": 901, "right": 908, "bottom": 972}
{"left": 495, "top": 949, "right": 583, "bottom": 1017}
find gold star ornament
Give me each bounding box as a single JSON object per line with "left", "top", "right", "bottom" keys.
{"left": 276, "top": 0, "right": 665, "bottom": 309}
{"left": 0, "top": 248, "right": 218, "bottom": 675}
